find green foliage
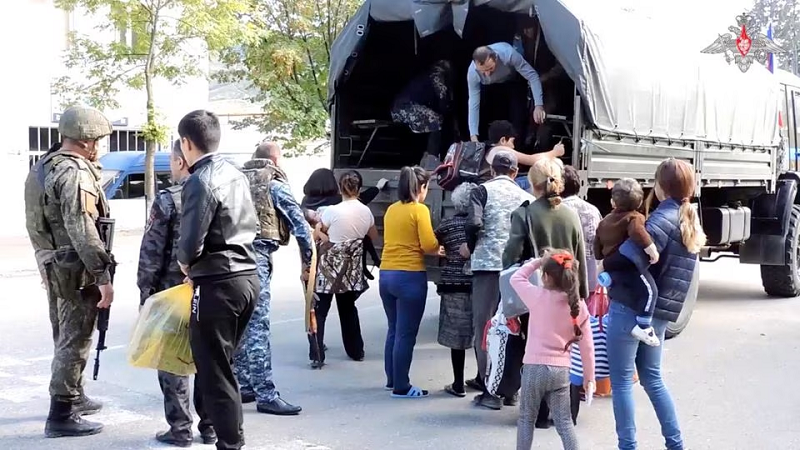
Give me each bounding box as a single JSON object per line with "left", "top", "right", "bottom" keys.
{"left": 53, "top": 0, "right": 255, "bottom": 208}
{"left": 140, "top": 112, "right": 170, "bottom": 145}
{"left": 217, "top": 0, "right": 360, "bottom": 153}
{"left": 54, "top": 0, "right": 255, "bottom": 110}
{"left": 749, "top": 0, "right": 800, "bottom": 74}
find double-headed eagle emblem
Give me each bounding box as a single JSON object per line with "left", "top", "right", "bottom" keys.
{"left": 701, "top": 13, "right": 785, "bottom": 72}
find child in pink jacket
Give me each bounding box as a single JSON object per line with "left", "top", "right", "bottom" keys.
{"left": 511, "top": 250, "right": 595, "bottom": 450}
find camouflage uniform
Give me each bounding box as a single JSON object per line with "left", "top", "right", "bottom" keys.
{"left": 234, "top": 159, "right": 313, "bottom": 404}
{"left": 137, "top": 181, "right": 214, "bottom": 441}
{"left": 470, "top": 176, "right": 535, "bottom": 272}
{"left": 24, "top": 106, "right": 113, "bottom": 437}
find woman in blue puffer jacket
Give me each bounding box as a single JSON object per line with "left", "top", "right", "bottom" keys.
{"left": 600, "top": 158, "right": 706, "bottom": 450}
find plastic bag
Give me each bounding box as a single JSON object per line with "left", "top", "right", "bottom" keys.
{"left": 498, "top": 260, "right": 541, "bottom": 318}
{"left": 128, "top": 283, "right": 195, "bottom": 376}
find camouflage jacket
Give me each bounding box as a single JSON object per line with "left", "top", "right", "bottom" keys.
{"left": 262, "top": 175, "right": 314, "bottom": 267}
{"left": 466, "top": 176, "right": 534, "bottom": 272}
{"left": 24, "top": 150, "right": 112, "bottom": 293}
{"left": 241, "top": 159, "right": 290, "bottom": 244}
{"left": 137, "top": 181, "right": 185, "bottom": 304}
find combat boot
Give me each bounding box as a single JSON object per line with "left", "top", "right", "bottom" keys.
{"left": 73, "top": 393, "right": 103, "bottom": 416}
{"left": 44, "top": 397, "right": 104, "bottom": 438}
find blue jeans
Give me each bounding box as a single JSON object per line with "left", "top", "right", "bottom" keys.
{"left": 379, "top": 270, "right": 428, "bottom": 392}
{"left": 606, "top": 302, "right": 683, "bottom": 450}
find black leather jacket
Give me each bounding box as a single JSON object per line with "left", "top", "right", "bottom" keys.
{"left": 178, "top": 153, "right": 258, "bottom": 282}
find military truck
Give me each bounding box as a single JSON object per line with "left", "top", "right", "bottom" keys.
{"left": 326, "top": 0, "right": 800, "bottom": 338}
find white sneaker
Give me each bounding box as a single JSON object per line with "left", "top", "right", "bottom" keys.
{"left": 631, "top": 326, "right": 661, "bottom": 346}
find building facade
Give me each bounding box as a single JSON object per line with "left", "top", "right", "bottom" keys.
{"left": 1, "top": 0, "right": 210, "bottom": 237}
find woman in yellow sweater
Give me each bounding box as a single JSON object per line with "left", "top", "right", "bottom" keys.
{"left": 380, "top": 166, "right": 440, "bottom": 398}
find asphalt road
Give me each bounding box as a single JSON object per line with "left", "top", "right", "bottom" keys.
{"left": 0, "top": 233, "right": 798, "bottom": 450}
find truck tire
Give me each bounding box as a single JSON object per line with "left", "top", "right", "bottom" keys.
{"left": 665, "top": 263, "right": 700, "bottom": 339}
{"left": 760, "top": 205, "right": 800, "bottom": 297}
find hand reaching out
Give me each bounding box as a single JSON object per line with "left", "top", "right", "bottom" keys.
{"left": 533, "top": 106, "right": 546, "bottom": 124}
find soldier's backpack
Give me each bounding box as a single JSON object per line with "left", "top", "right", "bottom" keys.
{"left": 240, "top": 161, "right": 291, "bottom": 245}
{"left": 433, "top": 141, "right": 487, "bottom": 191}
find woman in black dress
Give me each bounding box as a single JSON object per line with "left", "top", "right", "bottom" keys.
{"left": 391, "top": 60, "right": 457, "bottom": 159}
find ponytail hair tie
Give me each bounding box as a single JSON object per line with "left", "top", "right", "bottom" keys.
{"left": 571, "top": 317, "right": 578, "bottom": 326}
{"left": 681, "top": 197, "right": 690, "bottom": 204}
{"left": 551, "top": 253, "right": 574, "bottom": 270}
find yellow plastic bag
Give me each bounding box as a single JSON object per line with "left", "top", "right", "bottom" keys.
{"left": 128, "top": 283, "right": 196, "bottom": 376}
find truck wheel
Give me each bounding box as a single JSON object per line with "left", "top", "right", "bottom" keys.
{"left": 665, "top": 263, "right": 700, "bottom": 339}
{"left": 761, "top": 205, "right": 800, "bottom": 297}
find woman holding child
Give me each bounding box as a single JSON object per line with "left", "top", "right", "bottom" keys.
{"left": 601, "top": 158, "right": 705, "bottom": 450}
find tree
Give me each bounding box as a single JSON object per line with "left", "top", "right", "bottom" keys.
{"left": 749, "top": 0, "right": 800, "bottom": 74}
{"left": 217, "top": 0, "right": 360, "bottom": 155}
{"left": 53, "top": 0, "right": 255, "bottom": 214}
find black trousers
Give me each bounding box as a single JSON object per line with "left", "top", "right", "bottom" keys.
{"left": 570, "top": 384, "right": 582, "bottom": 425}
{"left": 190, "top": 274, "right": 259, "bottom": 450}
{"left": 308, "top": 291, "right": 365, "bottom": 362}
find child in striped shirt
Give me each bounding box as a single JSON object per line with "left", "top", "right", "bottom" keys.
{"left": 569, "top": 314, "right": 610, "bottom": 425}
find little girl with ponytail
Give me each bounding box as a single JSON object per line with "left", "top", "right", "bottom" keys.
{"left": 510, "top": 249, "right": 595, "bottom": 450}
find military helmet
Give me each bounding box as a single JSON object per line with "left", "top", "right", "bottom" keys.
{"left": 58, "top": 106, "right": 113, "bottom": 141}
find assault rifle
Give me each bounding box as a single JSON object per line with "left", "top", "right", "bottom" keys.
{"left": 92, "top": 217, "right": 116, "bottom": 381}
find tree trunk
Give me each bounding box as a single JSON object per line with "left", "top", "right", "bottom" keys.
{"left": 144, "top": 73, "right": 156, "bottom": 216}
{"left": 143, "top": 10, "right": 159, "bottom": 219}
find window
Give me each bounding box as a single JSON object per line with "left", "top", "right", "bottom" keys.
{"left": 109, "top": 129, "right": 145, "bottom": 152}
{"left": 101, "top": 170, "right": 120, "bottom": 190}
{"left": 28, "top": 126, "right": 60, "bottom": 168}
{"left": 156, "top": 173, "right": 173, "bottom": 191}
{"left": 117, "top": 21, "right": 144, "bottom": 50}
{"left": 110, "top": 172, "right": 172, "bottom": 199}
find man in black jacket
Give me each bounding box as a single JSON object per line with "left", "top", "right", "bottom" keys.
{"left": 177, "top": 110, "right": 259, "bottom": 450}
{"left": 137, "top": 140, "right": 216, "bottom": 447}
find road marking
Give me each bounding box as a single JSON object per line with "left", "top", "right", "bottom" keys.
{"left": 18, "top": 296, "right": 438, "bottom": 361}
{"left": 25, "top": 344, "right": 127, "bottom": 363}
{"left": 271, "top": 295, "right": 437, "bottom": 326}
{"left": 0, "top": 385, "right": 49, "bottom": 403}
{"left": 97, "top": 407, "right": 152, "bottom": 426}
{"left": 293, "top": 441, "right": 332, "bottom": 450}
{"left": 0, "top": 356, "right": 31, "bottom": 367}
{"left": 21, "top": 375, "right": 50, "bottom": 385}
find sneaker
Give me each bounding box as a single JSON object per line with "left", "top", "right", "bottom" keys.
{"left": 155, "top": 430, "right": 192, "bottom": 448}
{"left": 474, "top": 393, "right": 502, "bottom": 410}
{"left": 200, "top": 427, "right": 217, "bottom": 445}
{"left": 631, "top": 326, "right": 661, "bottom": 346}
{"left": 465, "top": 377, "right": 483, "bottom": 392}
{"left": 503, "top": 392, "right": 519, "bottom": 406}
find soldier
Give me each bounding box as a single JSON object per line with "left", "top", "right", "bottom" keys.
{"left": 233, "top": 141, "right": 312, "bottom": 415}
{"left": 137, "top": 140, "right": 217, "bottom": 447}
{"left": 24, "top": 105, "right": 115, "bottom": 438}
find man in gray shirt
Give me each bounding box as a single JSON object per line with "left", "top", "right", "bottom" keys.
{"left": 467, "top": 42, "right": 546, "bottom": 144}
